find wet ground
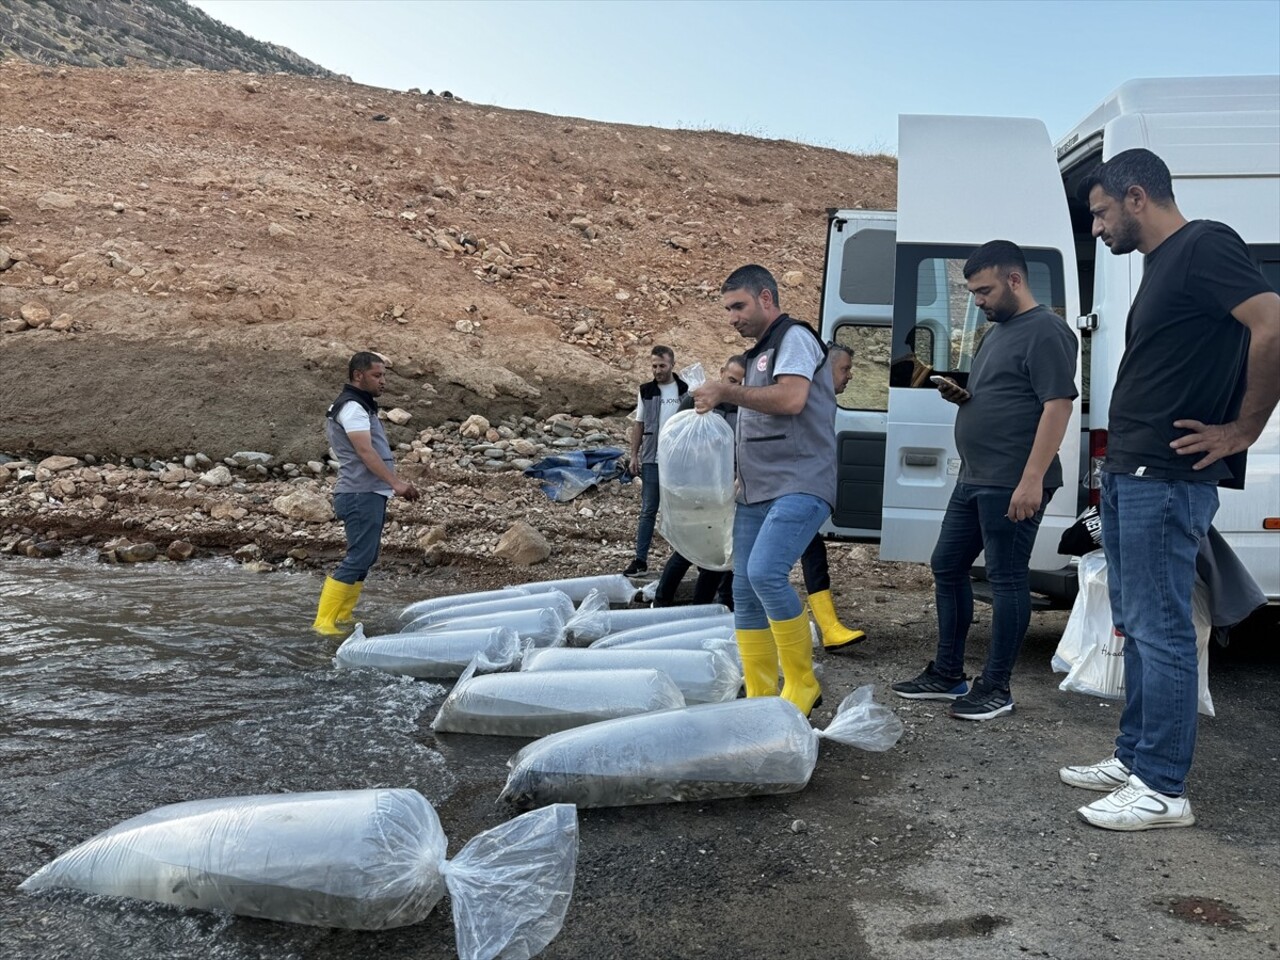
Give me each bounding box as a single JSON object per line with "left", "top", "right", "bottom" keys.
{"left": 1, "top": 553, "right": 1277, "bottom": 960}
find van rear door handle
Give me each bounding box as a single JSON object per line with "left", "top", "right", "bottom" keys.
{"left": 904, "top": 454, "right": 938, "bottom": 467}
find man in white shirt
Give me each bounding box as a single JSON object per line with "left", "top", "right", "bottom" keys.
{"left": 624, "top": 345, "right": 687, "bottom": 576}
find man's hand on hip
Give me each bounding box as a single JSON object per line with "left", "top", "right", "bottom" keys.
{"left": 1170, "top": 419, "right": 1253, "bottom": 470}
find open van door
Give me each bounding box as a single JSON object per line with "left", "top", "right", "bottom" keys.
{"left": 818, "top": 209, "right": 897, "bottom": 539}
{"left": 879, "top": 115, "right": 1083, "bottom": 577}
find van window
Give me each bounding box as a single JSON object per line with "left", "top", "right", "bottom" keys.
{"left": 1251, "top": 244, "right": 1279, "bottom": 293}
{"left": 891, "top": 245, "right": 1066, "bottom": 385}
{"left": 839, "top": 228, "right": 896, "bottom": 306}
{"left": 831, "top": 324, "right": 893, "bottom": 412}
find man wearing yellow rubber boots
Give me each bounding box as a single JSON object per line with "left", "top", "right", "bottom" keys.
{"left": 693, "top": 265, "right": 837, "bottom": 716}
{"left": 312, "top": 352, "right": 419, "bottom": 635}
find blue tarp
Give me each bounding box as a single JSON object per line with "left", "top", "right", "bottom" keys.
{"left": 523, "top": 448, "right": 631, "bottom": 502}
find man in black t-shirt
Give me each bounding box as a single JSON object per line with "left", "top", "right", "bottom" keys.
{"left": 1062, "top": 148, "right": 1280, "bottom": 832}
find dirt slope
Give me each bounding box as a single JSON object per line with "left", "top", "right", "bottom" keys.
{"left": 0, "top": 59, "right": 895, "bottom": 464}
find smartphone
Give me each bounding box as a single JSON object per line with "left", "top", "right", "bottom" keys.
{"left": 929, "top": 375, "right": 957, "bottom": 388}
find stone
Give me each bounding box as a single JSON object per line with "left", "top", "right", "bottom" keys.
{"left": 233, "top": 544, "right": 263, "bottom": 562}
{"left": 493, "top": 520, "right": 550, "bottom": 566}
{"left": 184, "top": 455, "right": 198, "bottom": 470}
{"left": 459, "top": 414, "right": 490, "bottom": 439}
{"left": 417, "top": 524, "right": 447, "bottom": 549}
{"left": 166, "top": 540, "right": 196, "bottom": 561}
{"left": 386, "top": 407, "right": 412, "bottom": 425}
{"left": 198, "top": 465, "right": 233, "bottom": 486}
{"left": 287, "top": 547, "right": 309, "bottom": 561}
{"left": 36, "top": 191, "right": 78, "bottom": 211}
{"left": 232, "top": 451, "right": 274, "bottom": 467}
{"left": 667, "top": 235, "right": 694, "bottom": 251}
{"left": 1, "top": 319, "right": 28, "bottom": 334}
{"left": 0, "top": 246, "right": 13, "bottom": 271}
{"left": 210, "top": 501, "right": 248, "bottom": 521}
{"left": 272, "top": 489, "right": 332, "bottom": 523}
{"left": 268, "top": 221, "right": 296, "bottom": 238}
{"left": 781, "top": 270, "right": 804, "bottom": 288}
{"left": 307, "top": 460, "right": 325, "bottom": 474}
{"left": 158, "top": 466, "right": 187, "bottom": 483}
{"left": 511, "top": 438, "right": 539, "bottom": 457}
{"left": 38, "top": 455, "right": 80, "bottom": 473}
{"left": 49, "top": 314, "right": 74, "bottom": 332}
{"left": 20, "top": 302, "right": 52, "bottom": 326}
{"left": 26, "top": 540, "right": 62, "bottom": 559}
{"left": 117, "top": 541, "right": 158, "bottom": 563}
{"left": 243, "top": 559, "right": 275, "bottom": 573}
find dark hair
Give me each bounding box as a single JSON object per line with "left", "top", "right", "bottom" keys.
{"left": 348, "top": 351, "right": 384, "bottom": 380}
{"left": 651, "top": 345, "right": 675, "bottom": 362}
{"left": 963, "top": 240, "right": 1029, "bottom": 281}
{"left": 827, "top": 341, "right": 854, "bottom": 361}
{"left": 721, "top": 264, "right": 779, "bottom": 306}
{"left": 1078, "top": 148, "right": 1175, "bottom": 205}
{"left": 723, "top": 354, "right": 747, "bottom": 371}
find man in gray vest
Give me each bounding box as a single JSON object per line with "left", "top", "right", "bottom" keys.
{"left": 692, "top": 265, "right": 837, "bottom": 716}
{"left": 312, "top": 352, "right": 419, "bottom": 634}
{"left": 624, "top": 345, "right": 687, "bottom": 576}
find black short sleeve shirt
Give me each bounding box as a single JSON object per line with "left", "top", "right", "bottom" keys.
{"left": 1105, "top": 220, "right": 1274, "bottom": 488}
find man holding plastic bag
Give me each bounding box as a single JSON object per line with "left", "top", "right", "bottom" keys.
{"left": 693, "top": 264, "right": 837, "bottom": 716}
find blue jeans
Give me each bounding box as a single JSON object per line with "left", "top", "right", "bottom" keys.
{"left": 732, "top": 494, "right": 831, "bottom": 629}
{"left": 1101, "top": 471, "right": 1218, "bottom": 797}
{"left": 332, "top": 492, "right": 388, "bottom": 584}
{"left": 932, "top": 482, "right": 1050, "bottom": 690}
{"left": 634, "top": 462, "right": 660, "bottom": 563}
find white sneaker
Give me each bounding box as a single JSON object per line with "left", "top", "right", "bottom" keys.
{"left": 1077, "top": 774, "right": 1195, "bottom": 831}
{"left": 1059, "top": 756, "right": 1131, "bottom": 792}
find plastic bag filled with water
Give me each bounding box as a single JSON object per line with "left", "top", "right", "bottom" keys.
{"left": 21, "top": 789, "right": 578, "bottom": 958}
{"left": 335, "top": 624, "right": 521, "bottom": 679}
{"left": 656, "top": 408, "right": 736, "bottom": 571}
{"left": 409, "top": 607, "right": 566, "bottom": 648}
{"left": 589, "top": 619, "right": 735, "bottom": 649}
{"left": 521, "top": 646, "right": 741, "bottom": 705}
{"left": 401, "top": 590, "right": 575, "bottom": 634}
{"left": 431, "top": 666, "right": 685, "bottom": 737}
{"left": 563, "top": 590, "right": 728, "bottom": 643}
{"left": 399, "top": 586, "right": 533, "bottom": 624}
{"left": 500, "top": 686, "right": 903, "bottom": 809}
{"left": 506, "top": 574, "right": 638, "bottom": 605}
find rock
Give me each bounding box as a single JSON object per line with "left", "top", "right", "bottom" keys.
{"left": 287, "top": 547, "right": 309, "bottom": 561}
{"left": 233, "top": 544, "right": 262, "bottom": 562}
{"left": 1, "top": 319, "right": 29, "bottom": 334}
{"left": 26, "top": 540, "right": 62, "bottom": 559}
{"left": 781, "top": 270, "right": 804, "bottom": 288}
{"left": 38, "top": 455, "right": 80, "bottom": 473}
{"left": 158, "top": 466, "right": 187, "bottom": 483}
{"left": 36, "top": 191, "right": 78, "bottom": 211}
{"left": 386, "top": 407, "right": 412, "bottom": 425}
{"left": 493, "top": 520, "right": 550, "bottom": 566}
{"left": 184, "top": 455, "right": 198, "bottom": 470}
{"left": 307, "top": 460, "right": 325, "bottom": 474}
{"left": 459, "top": 414, "right": 490, "bottom": 439}
{"left": 272, "top": 489, "right": 332, "bottom": 523}
{"left": 267, "top": 222, "right": 296, "bottom": 238}
{"left": 117, "top": 541, "right": 158, "bottom": 563}
{"left": 210, "top": 501, "right": 248, "bottom": 521}
{"left": 20, "top": 302, "right": 52, "bottom": 327}
{"left": 0, "top": 246, "right": 14, "bottom": 271}
{"left": 49, "top": 314, "right": 74, "bottom": 332}
{"left": 667, "top": 235, "right": 694, "bottom": 251}
{"left": 0, "top": 205, "right": 12, "bottom": 222}
{"left": 789, "top": 819, "right": 808, "bottom": 834}
{"left": 232, "top": 451, "right": 274, "bottom": 467}
{"left": 242, "top": 559, "right": 275, "bottom": 573}
{"left": 199, "top": 465, "right": 233, "bottom": 487}
{"left": 511, "top": 438, "right": 539, "bottom": 457}
{"left": 417, "top": 525, "right": 447, "bottom": 549}
{"left": 166, "top": 540, "right": 196, "bottom": 561}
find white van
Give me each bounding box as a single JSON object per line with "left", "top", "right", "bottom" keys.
{"left": 819, "top": 76, "right": 1280, "bottom": 607}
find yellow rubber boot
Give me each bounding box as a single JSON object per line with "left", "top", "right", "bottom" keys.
{"left": 312, "top": 576, "right": 354, "bottom": 635}
{"left": 735, "top": 627, "right": 779, "bottom": 698}
{"left": 771, "top": 611, "right": 823, "bottom": 716}
{"left": 809, "top": 589, "right": 866, "bottom": 650}
{"left": 335, "top": 581, "right": 364, "bottom": 625}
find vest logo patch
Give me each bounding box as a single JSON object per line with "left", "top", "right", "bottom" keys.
{"left": 756, "top": 354, "right": 769, "bottom": 372}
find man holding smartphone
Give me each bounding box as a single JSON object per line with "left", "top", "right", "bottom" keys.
{"left": 892, "top": 240, "right": 1077, "bottom": 719}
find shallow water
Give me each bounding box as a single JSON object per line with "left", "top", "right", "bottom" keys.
{"left": 0, "top": 553, "right": 462, "bottom": 959}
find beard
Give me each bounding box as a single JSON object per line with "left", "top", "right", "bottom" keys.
{"left": 984, "top": 288, "right": 1021, "bottom": 323}
{"left": 1103, "top": 208, "right": 1142, "bottom": 255}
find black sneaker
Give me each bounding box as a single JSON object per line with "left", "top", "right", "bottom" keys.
{"left": 623, "top": 560, "right": 648, "bottom": 576}
{"left": 891, "top": 661, "right": 970, "bottom": 701}
{"left": 949, "top": 676, "right": 1014, "bottom": 721}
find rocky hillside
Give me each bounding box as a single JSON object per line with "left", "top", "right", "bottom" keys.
{"left": 0, "top": 59, "right": 896, "bottom": 465}
{"left": 0, "top": 0, "right": 335, "bottom": 76}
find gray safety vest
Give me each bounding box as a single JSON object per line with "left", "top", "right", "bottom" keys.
{"left": 735, "top": 315, "right": 837, "bottom": 508}
{"left": 637, "top": 375, "right": 688, "bottom": 464}
{"left": 326, "top": 387, "right": 395, "bottom": 496}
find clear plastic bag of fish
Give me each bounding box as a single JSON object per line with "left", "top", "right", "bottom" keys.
{"left": 521, "top": 646, "right": 741, "bottom": 705}
{"left": 402, "top": 590, "right": 575, "bottom": 635}
{"left": 597, "top": 635, "right": 741, "bottom": 668}
{"left": 507, "top": 574, "right": 638, "bottom": 605}
{"left": 563, "top": 589, "right": 729, "bottom": 643}
{"left": 409, "top": 607, "right": 566, "bottom": 648}
{"left": 21, "top": 788, "right": 578, "bottom": 957}
{"left": 656, "top": 408, "right": 736, "bottom": 571}
{"left": 335, "top": 624, "right": 521, "bottom": 679}
{"left": 589, "top": 619, "right": 736, "bottom": 649}
{"left": 431, "top": 664, "right": 686, "bottom": 737}
{"left": 399, "top": 586, "right": 533, "bottom": 624}
{"left": 500, "top": 686, "right": 903, "bottom": 809}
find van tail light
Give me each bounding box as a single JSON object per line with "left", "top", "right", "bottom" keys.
{"left": 1088, "top": 429, "right": 1108, "bottom": 507}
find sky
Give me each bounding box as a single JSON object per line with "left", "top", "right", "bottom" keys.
{"left": 189, "top": 0, "right": 1280, "bottom": 154}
